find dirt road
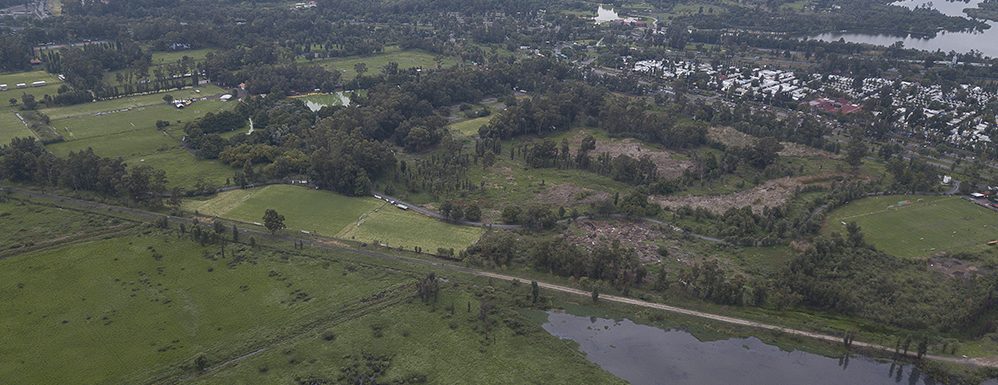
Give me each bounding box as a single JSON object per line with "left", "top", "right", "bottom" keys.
{"left": 4, "top": 185, "right": 995, "bottom": 369}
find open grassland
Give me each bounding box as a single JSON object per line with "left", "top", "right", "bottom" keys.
{"left": 315, "top": 47, "right": 457, "bottom": 81}
{"left": 194, "top": 286, "right": 625, "bottom": 385}
{"left": 823, "top": 195, "right": 998, "bottom": 259}
{"left": 150, "top": 49, "right": 215, "bottom": 65}
{"left": 0, "top": 108, "right": 34, "bottom": 143}
{"left": 0, "top": 71, "right": 63, "bottom": 104}
{"left": 448, "top": 115, "right": 493, "bottom": 137}
{"left": 0, "top": 231, "right": 406, "bottom": 385}
{"left": 49, "top": 100, "right": 229, "bottom": 141}
{"left": 40, "top": 90, "right": 235, "bottom": 189}
{"left": 183, "top": 185, "right": 383, "bottom": 235}
{"left": 0, "top": 200, "right": 125, "bottom": 255}
{"left": 184, "top": 185, "right": 484, "bottom": 252}
{"left": 40, "top": 85, "right": 224, "bottom": 120}
{"left": 337, "top": 204, "right": 484, "bottom": 252}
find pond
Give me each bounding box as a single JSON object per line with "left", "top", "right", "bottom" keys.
{"left": 809, "top": 0, "right": 998, "bottom": 58}
{"left": 542, "top": 311, "right": 987, "bottom": 385}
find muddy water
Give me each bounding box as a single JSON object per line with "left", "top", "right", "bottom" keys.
{"left": 543, "top": 311, "right": 974, "bottom": 385}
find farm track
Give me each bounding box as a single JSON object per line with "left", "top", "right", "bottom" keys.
{"left": 144, "top": 283, "right": 415, "bottom": 385}
{"left": 4, "top": 185, "right": 997, "bottom": 369}
{"left": 0, "top": 221, "right": 133, "bottom": 259}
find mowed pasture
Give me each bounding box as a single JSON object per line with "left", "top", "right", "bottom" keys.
{"left": 823, "top": 195, "right": 998, "bottom": 259}
{"left": 336, "top": 203, "right": 485, "bottom": 252}
{"left": 0, "top": 71, "right": 63, "bottom": 106}
{"left": 315, "top": 47, "right": 457, "bottom": 81}
{"left": 448, "top": 115, "right": 493, "bottom": 137}
{"left": 183, "top": 185, "right": 484, "bottom": 252}
{"left": 0, "top": 231, "right": 406, "bottom": 385}
{"left": 40, "top": 86, "right": 235, "bottom": 189}
{"left": 0, "top": 109, "right": 34, "bottom": 144}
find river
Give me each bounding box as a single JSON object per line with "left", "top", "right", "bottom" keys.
{"left": 543, "top": 311, "right": 996, "bottom": 385}
{"left": 809, "top": 0, "right": 998, "bottom": 58}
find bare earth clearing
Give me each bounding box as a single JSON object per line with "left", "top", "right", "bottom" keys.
{"left": 653, "top": 174, "right": 843, "bottom": 214}
{"left": 536, "top": 184, "right": 610, "bottom": 206}
{"left": 566, "top": 219, "right": 668, "bottom": 263}
{"left": 570, "top": 131, "right": 692, "bottom": 179}
{"left": 707, "top": 126, "right": 839, "bottom": 159}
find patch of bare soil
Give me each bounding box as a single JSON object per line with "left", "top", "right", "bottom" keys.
{"left": 707, "top": 126, "right": 839, "bottom": 159}
{"left": 536, "top": 184, "right": 610, "bottom": 206}
{"left": 570, "top": 131, "right": 692, "bottom": 180}
{"left": 652, "top": 174, "right": 843, "bottom": 214}
{"left": 566, "top": 219, "right": 666, "bottom": 263}
{"left": 928, "top": 257, "right": 989, "bottom": 279}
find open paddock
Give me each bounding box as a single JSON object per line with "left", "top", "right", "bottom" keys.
{"left": 823, "top": 195, "right": 998, "bottom": 259}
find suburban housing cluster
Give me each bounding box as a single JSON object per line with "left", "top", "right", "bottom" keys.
{"left": 631, "top": 58, "right": 997, "bottom": 147}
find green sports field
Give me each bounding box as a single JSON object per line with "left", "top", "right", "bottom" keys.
{"left": 183, "top": 185, "right": 484, "bottom": 252}
{"left": 823, "top": 195, "right": 998, "bottom": 259}
{"left": 314, "top": 47, "right": 457, "bottom": 81}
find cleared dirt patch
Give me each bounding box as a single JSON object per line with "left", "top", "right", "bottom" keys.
{"left": 570, "top": 131, "right": 692, "bottom": 180}
{"left": 652, "top": 174, "right": 843, "bottom": 214}
{"left": 565, "top": 219, "right": 667, "bottom": 263}
{"left": 928, "top": 257, "right": 989, "bottom": 279}
{"left": 536, "top": 184, "right": 610, "bottom": 206}
{"left": 707, "top": 126, "right": 839, "bottom": 159}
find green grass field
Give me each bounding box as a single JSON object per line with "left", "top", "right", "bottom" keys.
{"left": 0, "top": 108, "right": 34, "bottom": 143}
{"left": 195, "top": 288, "right": 624, "bottom": 385}
{"left": 823, "top": 195, "right": 998, "bottom": 259}
{"left": 150, "top": 49, "right": 215, "bottom": 65}
{"left": 0, "top": 230, "right": 405, "bottom": 385}
{"left": 183, "top": 185, "right": 484, "bottom": 252}
{"left": 0, "top": 71, "right": 63, "bottom": 106}
{"left": 0, "top": 200, "right": 125, "bottom": 255}
{"left": 336, "top": 203, "right": 485, "bottom": 252}
{"left": 183, "top": 185, "right": 383, "bottom": 234}
{"left": 39, "top": 89, "right": 235, "bottom": 189}
{"left": 448, "top": 115, "right": 493, "bottom": 137}
{"left": 40, "top": 85, "right": 224, "bottom": 120}
{"left": 314, "top": 47, "right": 457, "bottom": 81}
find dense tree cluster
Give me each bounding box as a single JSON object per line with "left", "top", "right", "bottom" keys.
{"left": 0, "top": 138, "right": 166, "bottom": 204}
{"left": 780, "top": 226, "right": 998, "bottom": 331}
{"left": 466, "top": 232, "right": 647, "bottom": 289}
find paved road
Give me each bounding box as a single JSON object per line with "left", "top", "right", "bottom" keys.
{"left": 5, "top": 185, "right": 996, "bottom": 369}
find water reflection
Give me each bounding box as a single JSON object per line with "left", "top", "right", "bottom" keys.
{"left": 542, "top": 311, "right": 964, "bottom": 385}
{"left": 808, "top": 0, "right": 998, "bottom": 57}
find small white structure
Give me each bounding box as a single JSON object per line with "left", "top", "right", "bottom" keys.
{"left": 220, "top": 94, "right": 233, "bottom": 101}
{"left": 972, "top": 192, "right": 986, "bottom": 198}
{"left": 942, "top": 175, "right": 952, "bottom": 185}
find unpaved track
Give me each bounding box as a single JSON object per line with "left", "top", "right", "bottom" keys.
{"left": 4, "top": 185, "right": 996, "bottom": 369}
